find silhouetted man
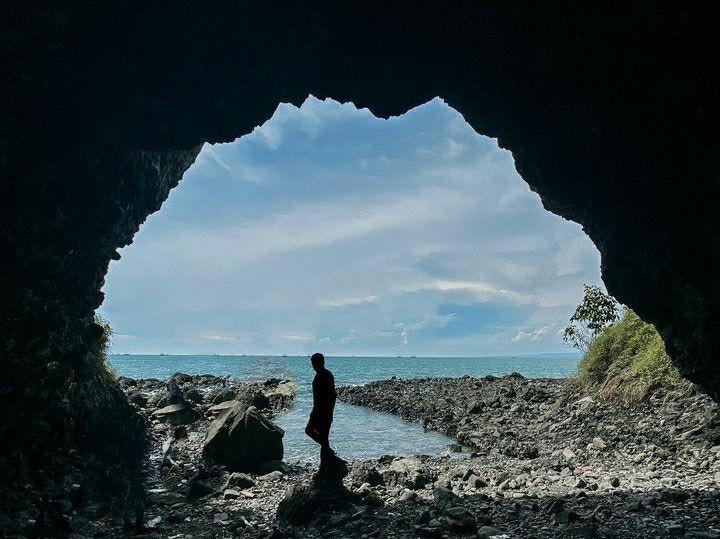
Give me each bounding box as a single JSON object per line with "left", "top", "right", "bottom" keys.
{"left": 305, "top": 352, "right": 338, "bottom": 463}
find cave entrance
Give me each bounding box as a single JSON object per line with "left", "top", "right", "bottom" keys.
{"left": 100, "top": 96, "right": 601, "bottom": 360}
{"left": 99, "top": 95, "right": 602, "bottom": 460}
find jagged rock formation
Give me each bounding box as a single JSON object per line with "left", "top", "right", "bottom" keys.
{"left": 1, "top": 1, "right": 719, "bottom": 530}
{"left": 203, "top": 404, "right": 285, "bottom": 471}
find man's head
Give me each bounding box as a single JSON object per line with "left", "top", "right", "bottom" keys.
{"left": 310, "top": 352, "right": 325, "bottom": 372}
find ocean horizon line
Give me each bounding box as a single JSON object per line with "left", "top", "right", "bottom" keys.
{"left": 109, "top": 351, "right": 581, "bottom": 360}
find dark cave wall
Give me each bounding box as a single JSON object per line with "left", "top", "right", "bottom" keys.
{"left": 0, "top": 139, "right": 199, "bottom": 523}
{"left": 1, "top": 0, "right": 720, "bottom": 525}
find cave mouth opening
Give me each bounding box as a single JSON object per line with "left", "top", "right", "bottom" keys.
{"left": 100, "top": 95, "right": 601, "bottom": 364}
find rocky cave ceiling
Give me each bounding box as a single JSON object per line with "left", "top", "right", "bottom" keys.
{"left": 2, "top": 2, "right": 720, "bottom": 395}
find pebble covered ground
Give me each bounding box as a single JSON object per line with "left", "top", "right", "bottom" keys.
{"left": 76, "top": 373, "right": 720, "bottom": 538}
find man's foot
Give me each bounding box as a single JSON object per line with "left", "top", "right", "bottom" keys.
{"left": 317, "top": 450, "right": 349, "bottom": 480}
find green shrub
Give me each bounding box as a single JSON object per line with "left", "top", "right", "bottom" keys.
{"left": 576, "top": 309, "right": 680, "bottom": 401}
{"left": 93, "top": 314, "right": 117, "bottom": 379}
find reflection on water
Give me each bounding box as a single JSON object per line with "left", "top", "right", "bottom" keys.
{"left": 110, "top": 354, "right": 579, "bottom": 461}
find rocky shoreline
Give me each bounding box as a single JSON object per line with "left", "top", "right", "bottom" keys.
{"left": 337, "top": 375, "right": 720, "bottom": 538}
{"left": 73, "top": 373, "right": 720, "bottom": 538}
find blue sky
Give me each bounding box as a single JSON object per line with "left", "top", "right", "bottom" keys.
{"left": 100, "top": 97, "right": 601, "bottom": 356}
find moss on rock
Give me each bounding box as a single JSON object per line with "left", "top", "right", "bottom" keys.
{"left": 577, "top": 310, "right": 682, "bottom": 401}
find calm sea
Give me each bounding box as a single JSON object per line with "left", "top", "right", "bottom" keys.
{"left": 109, "top": 354, "right": 579, "bottom": 461}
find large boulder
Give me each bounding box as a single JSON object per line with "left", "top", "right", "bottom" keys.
{"left": 202, "top": 404, "right": 284, "bottom": 471}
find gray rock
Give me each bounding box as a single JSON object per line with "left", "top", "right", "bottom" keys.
{"left": 187, "top": 476, "right": 214, "bottom": 501}
{"left": 566, "top": 522, "right": 598, "bottom": 537}
{"left": 184, "top": 388, "right": 203, "bottom": 404}
{"left": 202, "top": 404, "right": 284, "bottom": 471}
{"left": 686, "top": 531, "right": 720, "bottom": 539}
{"left": 433, "top": 488, "right": 461, "bottom": 511}
{"left": 349, "top": 462, "right": 384, "bottom": 487}
{"left": 207, "top": 400, "right": 238, "bottom": 415}
{"left": 223, "top": 488, "right": 242, "bottom": 499}
{"left": 478, "top": 526, "right": 503, "bottom": 539}
{"left": 129, "top": 392, "right": 147, "bottom": 407}
{"left": 257, "top": 460, "right": 290, "bottom": 475}
{"left": 434, "top": 477, "right": 452, "bottom": 490}
{"left": 383, "top": 457, "right": 431, "bottom": 489}
{"left": 443, "top": 506, "right": 476, "bottom": 533}
{"left": 211, "top": 388, "right": 236, "bottom": 404}
{"left": 545, "top": 499, "right": 565, "bottom": 514}
{"left": 225, "top": 472, "right": 255, "bottom": 489}
{"left": 587, "top": 436, "right": 607, "bottom": 451}
{"left": 554, "top": 510, "right": 579, "bottom": 525}
{"left": 414, "top": 525, "right": 442, "bottom": 538}
{"left": 152, "top": 403, "right": 198, "bottom": 425}
{"left": 466, "top": 474, "right": 487, "bottom": 488}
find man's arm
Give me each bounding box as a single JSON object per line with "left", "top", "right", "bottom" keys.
{"left": 312, "top": 375, "right": 320, "bottom": 406}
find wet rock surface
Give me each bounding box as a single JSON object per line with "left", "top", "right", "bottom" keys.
{"left": 77, "top": 373, "right": 720, "bottom": 538}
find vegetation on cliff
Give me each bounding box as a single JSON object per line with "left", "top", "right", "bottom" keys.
{"left": 577, "top": 309, "right": 681, "bottom": 400}
{"left": 568, "top": 285, "right": 682, "bottom": 401}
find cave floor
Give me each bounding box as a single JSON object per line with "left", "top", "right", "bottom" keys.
{"left": 85, "top": 375, "right": 720, "bottom": 538}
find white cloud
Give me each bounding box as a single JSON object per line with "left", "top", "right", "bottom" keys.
{"left": 277, "top": 332, "right": 314, "bottom": 342}
{"left": 399, "top": 279, "right": 536, "bottom": 306}
{"left": 199, "top": 334, "right": 238, "bottom": 342}
{"left": 319, "top": 295, "right": 379, "bottom": 309}
{"left": 400, "top": 328, "right": 409, "bottom": 346}
{"left": 511, "top": 326, "right": 551, "bottom": 343}
{"left": 101, "top": 97, "right": 601, "bottom": 356}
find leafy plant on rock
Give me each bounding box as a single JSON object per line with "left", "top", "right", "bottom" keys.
{"left": 563, "top": 284, "right": 621, "bottom": 353}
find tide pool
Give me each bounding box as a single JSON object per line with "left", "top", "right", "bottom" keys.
{"left": 110, "top": 354, "right": 579, "bottom": 461}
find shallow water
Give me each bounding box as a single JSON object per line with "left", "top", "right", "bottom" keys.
{"left": 110, "top": 354, "right": 579, "bottom": 461}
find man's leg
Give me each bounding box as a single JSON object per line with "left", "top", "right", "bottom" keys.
{"left": 318, "top": 418, "right": 333, "bottom": 461}
{"left": 305, "top": 416, "right": 323, "bottom": 445}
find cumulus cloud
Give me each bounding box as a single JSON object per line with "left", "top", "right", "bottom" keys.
{"left": 511, "top": 326, "right": 551, "bottom": 343}
{"left": 100, "top": 97, "right": 601, "bottom": 355}
{"left": 319, "top": 295, "right": 379, "bottom": 309}
{"left": 199, "top": 334, "right": 238, "bottom": 342}
{"left": 277, "top": 333, "right": 315, "bottom": 342}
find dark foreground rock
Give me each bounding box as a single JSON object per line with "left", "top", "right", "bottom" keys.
{"left": 203, "top": 404, "right": 284, "bottom": 471}
{"left": 276, "top": 477, "right": 364, "bottom": 526}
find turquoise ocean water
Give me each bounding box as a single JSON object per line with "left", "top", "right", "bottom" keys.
{"left": 110, "top": 354, "right": 579, "bottom": 461}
